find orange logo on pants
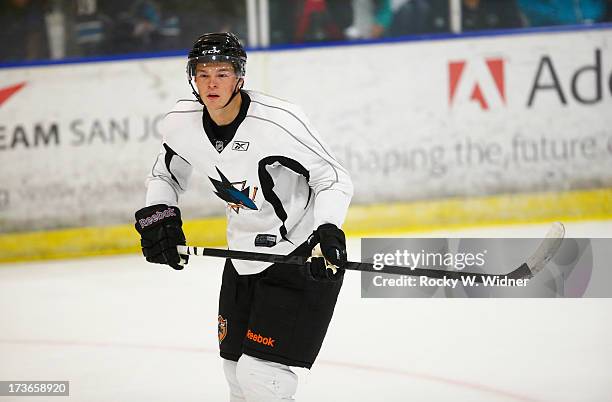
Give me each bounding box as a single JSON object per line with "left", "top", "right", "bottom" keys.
{"left": 246, "top": 329, "right": 275, "bottom": 347}
{"left": 218, "top": 315, "right": 227, "bottom": 344}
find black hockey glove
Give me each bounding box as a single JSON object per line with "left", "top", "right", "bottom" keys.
{"left": 134, "top": 204, "right": 187, "bottom": 270}
{"left": 308, "top": 257, "right": 344, "bottom": 282}
{"left": 307, "top": 223, "right": 347, "bottom": 281}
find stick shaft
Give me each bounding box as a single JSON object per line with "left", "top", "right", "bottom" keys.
{"left": 177, "top": 222, "right": 564, "bottom": 283}
{"left": 177, "top": 245, "right": 532, "bottom": 283}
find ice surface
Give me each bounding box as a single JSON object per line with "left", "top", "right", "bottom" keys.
{"left": 1, "top": 220, "right": 611, "bottom": 402}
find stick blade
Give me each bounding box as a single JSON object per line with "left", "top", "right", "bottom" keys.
{"left": 525, "top": 222, "right": 565, "bottom": 277}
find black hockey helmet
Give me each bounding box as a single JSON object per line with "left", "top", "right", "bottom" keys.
{"left": 186, "top": 32, "right": 247, "bottom": 105}
{"left": 187, "top": 32, "right": 247, "bottom": 78}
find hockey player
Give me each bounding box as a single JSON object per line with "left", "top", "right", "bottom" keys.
{"left": 134, "top": 32, "right": 353, "bottom": 401}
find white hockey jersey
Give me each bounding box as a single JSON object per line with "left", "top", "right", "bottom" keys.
{"left": 145, "top": 91, "right": 353, "bottom": 275}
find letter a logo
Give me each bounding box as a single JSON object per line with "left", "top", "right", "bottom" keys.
{"left": 0, "top": 82, "right": 26, "bottom": 107}
{"left": 448, "top": 58, "right": 505, "bottom": 110}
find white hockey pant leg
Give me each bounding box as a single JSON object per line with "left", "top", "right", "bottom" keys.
{"left": 223, "top": 358, "right": 246, "bottom": 402}
{"left": 235, "top": 354, "right": 298, "bottom": 402}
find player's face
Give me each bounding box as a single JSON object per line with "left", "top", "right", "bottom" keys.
{"left": 194, "top": 62, "right": 241, "bottom": 110}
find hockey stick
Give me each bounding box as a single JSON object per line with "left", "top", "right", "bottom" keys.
{"left": 177, "top": 222, "right": 565, "bottom": 283}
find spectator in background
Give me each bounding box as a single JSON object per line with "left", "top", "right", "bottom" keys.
{"left": 162, "top": 1, "right": 230, "bottom": 48}
{"left": 388, "top": 0, "right": 450, "bottom": 36}
{"left": 518, "top": 0, "right": 607, "bottom": 26}
{"left": 0, "top": 0, "right": 50, "bottom": 62}
{"left": 294, "top": 0, "right": 352, "bottom": 42}
{"left": 345, "top": 0, "right": 393, "bottom": 39}
{"left": 69, "top": 0, "right": 111, "bottom": 57}
{"left": 213, "top": 0, "right": 248, "bottom": 41}
{"left": 131, "top": 0, "right": 162, "bottom": 45}
{"left": 270, "top": 0, "right": 297, "bottom": 44}
{"left": 462, "top": 0, "right": 523, "bottom": 31}
{"left": 605, "top": 0, "right": 612, "bottom": 21}
{"left": 103, "top": 0, "right": 180, "bottom": 54}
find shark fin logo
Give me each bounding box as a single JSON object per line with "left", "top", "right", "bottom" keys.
{"left": 209, "top": 167, "right": 258, "bottom": 214}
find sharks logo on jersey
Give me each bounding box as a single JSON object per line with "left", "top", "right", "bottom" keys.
{"left": 209, "top": 167, "right": 258, "bottom": 213}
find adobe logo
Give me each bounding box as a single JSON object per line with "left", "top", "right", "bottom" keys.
{"left": 449, "top": 58, "right": 505, "bottom": 110}
{"left": 0, "top": 82, "right": 26, "bottom": 107}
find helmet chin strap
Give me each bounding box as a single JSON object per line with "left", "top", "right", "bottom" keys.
{"left": 222, "top": 78, "right": 244, "bottom": 108}
{"left": 189, "top": 77, "right": 203, "bottom": 105}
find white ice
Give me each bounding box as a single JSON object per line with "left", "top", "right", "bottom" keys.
{"left": 1, "top": 220, "right": 611, "bottom": 402}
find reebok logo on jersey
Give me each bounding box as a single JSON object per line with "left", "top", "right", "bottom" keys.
{"left": 138, "top": 207, "right": 177, "bottom": 229}
{"left": 231, "top": 141, "right": 249, "bottom": 151}
{"left": 246, "top": 329, "right": 275, "bottom": 347}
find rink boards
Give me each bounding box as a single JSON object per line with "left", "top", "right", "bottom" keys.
{"left": 1, "top": 26, "right": 611, "bottom": 261}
